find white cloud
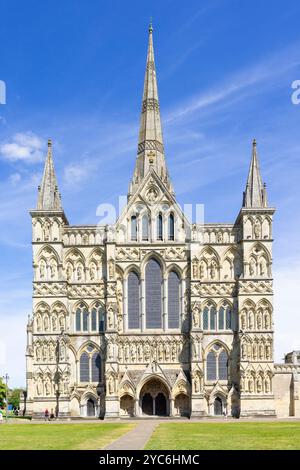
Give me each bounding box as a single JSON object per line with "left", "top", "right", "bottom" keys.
{"left": 0, "top": 132, "right": 45, "bottom": 164}
{"left": 9, "top": 172, "right": 21, "bottom": 185}
{"left": 63, "top": 163, "right": 90, "bottom": 185}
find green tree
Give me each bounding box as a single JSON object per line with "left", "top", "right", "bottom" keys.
{"left": 0, "top": 378, "right": 6, "bottom": 408}
{"left": 9, "top": 388, "right": 23, "bottom": 409}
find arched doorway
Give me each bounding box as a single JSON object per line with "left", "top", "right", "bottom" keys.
{"left": 87, "top": 398, "right": 95, "bottom": 417}
{"left": 214, "top": 396, "right": 223, "bottom": 416}
{"left": 174, "top": 394, "right": 189, "bottom": 417}
{"left": 155, "top": 393, "right": 167, "bottom": 416}
{"left": 120, "top": 395, "right": 134, "bottom": 417}
{"left": 140, "top": 379, "right": 169, "bottom": 416}
{"left": 142, "top": 393, "right": 153, "bottom": 415}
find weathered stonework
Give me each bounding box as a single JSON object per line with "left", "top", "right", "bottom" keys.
{"left": 23, "top": 25, "right": 299, "bottom": 419}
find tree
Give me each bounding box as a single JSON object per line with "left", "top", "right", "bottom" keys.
{"left": 0, "top": 378, "right": 6, "bottom": 408}
{"left": 9, "top": 388, "right": 24, "bottom": 409}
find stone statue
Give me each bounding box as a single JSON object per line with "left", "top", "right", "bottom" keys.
{"left": 44, "top": 316, "right": 49, "bottom": 331}
{"left": 36, "top": 376, "right": 43, "bottom": 396}
{"left": 257, "top": 376, "right": 263, "bottom": 393}
{"left": 254, "top": 220, "right": 261, "bottom": 239}
{"left": 210, "top": 261, "right": 217, "bottom": 279}
{"left": 259, "top": 258, "right": 267, "bottom": 276}
{"left": 50, "top": 260, "right": 57, "bottom": 278}
{"left": 192, "top": 261, "right": 198, "bottom": 279}
{"left": 66, "top": 264, "right": 72, "bottom": 281}
{"left": 40, "top": 262, "right": 46, "bottom": 279}
{"left": 90, "top": 264, "right": 96, "bottom": 280}
{"left": 200, "top": 261, "right": 205, "bottom": 279}
{"left": 77, "top": 265, "right": 83, "bottom": 281}
{"left": 108, "top": 375, "right": 114, "bottom": 394}
{"left": 45, "top": 378, "right": 51, "bottom": 396}
{"left": 36, "top": 315, "right": 42, "bottom": 331}
{"left": 249, "top": 258, "right": 256, "bottom": 276}
{"left": 52, "top": 316, "right": 57, "bottom": 331}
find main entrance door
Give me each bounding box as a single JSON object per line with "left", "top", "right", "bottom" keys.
{"left": 142, "top": 393, "right": 153, "bottom": 415}
{"left": 140, "top": 379, "right": 169, "bottom": 416}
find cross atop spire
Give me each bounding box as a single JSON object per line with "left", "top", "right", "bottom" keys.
{"left": 130, "top": 23, "right": 173, "bottom": 195}
{"left": 37, "top": 139, "right": 62, "bottom": 211}
{"left": 243, "top": 139, "right": 268, "bottom": 208}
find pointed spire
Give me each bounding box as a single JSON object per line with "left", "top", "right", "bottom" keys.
{"left": 243, "top": 139, "right": 268, "bottom": 208}
{"left": 37, "top": 139, "right": 62, "bottom": 211}
{"left": 131, "top": 23, "right": 172, "bottom": 193}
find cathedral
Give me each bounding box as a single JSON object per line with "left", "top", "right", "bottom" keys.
{"left": 24, "top": 25, "right": 300, "bottom": 419}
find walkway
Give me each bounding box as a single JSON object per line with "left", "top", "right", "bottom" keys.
{"left": 104, "top": 420, "right": 158, "bottom": 450}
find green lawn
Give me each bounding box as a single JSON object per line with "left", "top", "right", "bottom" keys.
{"left": 0, "top": 423, "right": 134, "bottom": 450}
{"left": 145, "top": 422, "right": 300, "bottom": 450}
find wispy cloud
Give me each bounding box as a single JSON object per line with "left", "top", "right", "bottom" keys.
{"left": 0, "top": 132, "right": 45, "bottom": 164}
{"left": 165, "top": 41, "right": 300, "bottom": 123}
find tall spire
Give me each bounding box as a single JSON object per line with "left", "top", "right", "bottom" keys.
{"left": 131, "top": 23, "right": 172, "bottom": 193}
{"left": 243, "top": 139, "right": 268, "bottom": 208}
{"left": 37, "top": 139, "right": 62, "bottom": 210}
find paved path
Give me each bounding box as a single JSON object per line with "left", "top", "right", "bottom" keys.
{"left": 104, "top": 420, "right": 158, "bottom": 450}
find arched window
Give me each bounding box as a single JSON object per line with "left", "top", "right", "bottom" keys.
{"left": 157, "top": 213, "right": 163, "bottom": 240}
{"left": 91, "top": 352, "right": 101, "bottom": 382}
{"left": 128, "top": 271, "right": 140, "bottom": 329}
{"left": 146, "top": 258, "right": 162, "bottom": 329}
{"left": 76, "top": 308, "right": 81, "bottom": 331}
{"left": 91, "top": 308, "right": 97, "bottom": 331}
{"left": 168, "top": 271, "right": 180, "bottom": 329}
{"left": 218, "top": 350, "right": 228, "bottom": 380}
{"left": 99, "top": 305, "right": 105, "bottom": 332}
{"left": 131, "top": 215, "right": 137, "bottom": 241}
{"left": 83, "top": 307, "right": 89, "bottom": 332}
{"left": 91, "top": 303, "right": 105, "bottom": 332}
{"left": 142, "top": 215, "right": 149, "bottom": 241}
{"left": 206, "top": 344, "right": 228, "bottom": 381}
{"left": 203, "top": 307, "right": 209, "bottom": 330}
{"left": 168, "top": 213, "right": 175, "bottom": 241}
{"left": 80, "top": 353, "right": 89, "bottom": 382}
{"left": 210, "top": 307, "right": 216, "bottom": 330}
{"left": 218, "top": 306, "right": 225, "bottom": 330}
{"left": 207, "top": 351, "right": 217, "bottom": 380}
{"left": 80, "top": 347, "right": 102, "bottom": 383}
{"left": 225, "top": 307, "right": 232, "bottom": 329}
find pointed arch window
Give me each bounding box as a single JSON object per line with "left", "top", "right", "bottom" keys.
{"left": 80, "top": 352, "right": 89, "bottom": 382}
{"left": 207, "top": 351, "right": 217, "bottom": 380}
{"left": 210, "top": 307, "right": 217, "bottom": 330}
{"left": 206, "top": 344, "right": 228, "bottom": 381}
{"left": 76, "top": 303, "right": 105, "bottom": 333}
{"left": 83, "top": 307, "right": 89, "bottom": 332}
{"left": 80, "top": 347, "right": 102, "bottom": 383}
{"left": 131, "top": 215, "right": 137, "bottom": 241}
{"left": 146, "top": 258, "right": 162, "bottom": 329}
{"left": 157, "top": 213, "right": 163, "bottom": 240}
{"left": 168, "top": 271, "right": 180, "bottom": 329}
{"left": 203, "top": 304, "right": 232, "bottom": 332}
{"left": 142, "top": 215, "right": 149, "bottom": 241}
{"left": 91, "top": 352, "right": 101, "bottom": 382}
{"left": 218, "top": 306, "right": 225, "bottom": 330}
{"left": 128, "top": 271, "right": 140, "bottom": 329}
{"left": 168, "top": 213, "right": 175, "bottom": 241}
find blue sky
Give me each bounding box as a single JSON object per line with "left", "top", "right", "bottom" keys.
{"left": 0, "top": 0, "right": 300, "bottom": 387}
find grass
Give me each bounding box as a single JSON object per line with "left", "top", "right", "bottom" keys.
{"left": 145, "top": 422, "right": 300, "bottom": 450}
{"left": 0, "top": 422, "right": 134, "bottom": 450}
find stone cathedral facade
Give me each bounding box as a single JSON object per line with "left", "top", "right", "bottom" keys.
{"left": 24, "top": 26, "right": 300, "bottom": 419}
